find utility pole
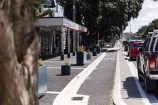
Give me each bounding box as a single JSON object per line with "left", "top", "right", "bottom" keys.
{"left": 73, "top": 0, "right": 76, "bottom": 22}
{"left": 98, "top": 32, "right": 99, "bottom": 45}
{"left": 130, "top": 20, "right": 131, "bottom": 34}
{"left": 121, "top": 25, "right": 124, "bottom": 40}
{"left": 72, "top": 0, "right": 76, "bottom": 56}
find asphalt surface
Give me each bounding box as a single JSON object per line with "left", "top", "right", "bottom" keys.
{"left": 77, "top": 51, "right": 117, "bottom": 105}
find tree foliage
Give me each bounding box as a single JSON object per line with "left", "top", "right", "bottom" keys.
{"left": 137, "top": 25, "right": 148, "bottom": 39}
{"left": 33, "top": 0, "right": 46, "bottom": 16}
{"left": 138, "top": 18, "right": 158, "bottom": 39}
{"left": 33, "top": 0, "right": 53, "bottom": 19}
{"left": 59, "top": 0, "right": 144, "bottom": 43}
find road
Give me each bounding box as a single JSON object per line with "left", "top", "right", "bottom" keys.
{"left": 77, "top": 50, "right": 117, "bottom": 105}
{"left": 39, "top": 41, "right": 158, "bottom": 105}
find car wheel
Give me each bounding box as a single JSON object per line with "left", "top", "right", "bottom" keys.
{"left": 145, "top": 76, "right": 151, "bottom": 93}
{"left": 130, "top": 57, "right": 133, "bottom": 61}
{"left": 155, "top": 80, "right": 158, "bottom": 93}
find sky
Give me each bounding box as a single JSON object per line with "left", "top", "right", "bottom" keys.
{"left": 123, "top": 0, "right": 158, "bottom": 33}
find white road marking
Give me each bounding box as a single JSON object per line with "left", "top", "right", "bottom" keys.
{"left": 104, "top": 58, "right": 115, "bottom": 60}
{"left": 47, "top": 67, "right": 85, "bottom": 70}
{"left": 113, "top": 51, "right": 127, "bottom": 105}
{"left": 126, "top": 54, "right": 151, "bottom": 105}
{"left": 114, "top": 50, "right": 158, "bottom": 105}
{"left": 43, "top": 61, "right": 76, "bottom": 64}
{"left": 46, "top": 91, "right": 60, "bottom": 95}
{"left": 43, "top": 61, "right": 61, "bottom": 62}
{"left": 126, "top": 57, "right": 158, "bottom": 105}
{"left": 146, "top": 94, "right": 158, "bottom": 105}
{"left": 53, "top": 52, "right": 107, "bottom": 105}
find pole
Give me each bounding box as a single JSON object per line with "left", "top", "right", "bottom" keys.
{"left": 130, "top": 20, "right": 131, "bottom": 34}
{"left": 72, "top": 0, "right": 76, "bottom": 56}
{"left": 98, "top": 32, "right": 99, "bottom": 45}
{"left": 60, "top": 26, "right": 64, "bottom": 60}
{"left": 73, "top": 0, "right": 76, "bottom": 22}
{"left": 67, "top": 28, "right": 70, "bottom": 58}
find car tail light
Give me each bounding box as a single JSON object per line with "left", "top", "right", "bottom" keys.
{"left": 131, "top": 47, "right": 137, "bottom": 52}
{"left": 148, "top": 55, "right": 156, "bottom": 69}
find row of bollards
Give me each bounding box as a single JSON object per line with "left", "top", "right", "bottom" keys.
{"left": 61, "top": 46, "right": 101, "bottom": 76}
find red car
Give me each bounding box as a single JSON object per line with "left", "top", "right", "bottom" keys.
{"left": 129, "top": 41, "right": 143, "bottom": 60}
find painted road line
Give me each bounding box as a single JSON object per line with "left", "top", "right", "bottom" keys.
{"left": 124, "top": 52, "right": 158, "bottom": 104}
{"left": 46, "top": 91, "right": 60, "bottom": 95}
{"left": 53, "top": 52, "right": 107, "bottom": 105}
{"left": 113, "top": 51, "right": 127, "bottom": 105}
{"left": 128, "top": 59, "right": 158, "bottom": 105}
{"left": 43, "top": 61, "right": 61, "bottom": 62}
{"left": 126, "top": 55, "right": 151, "bottom": 105}
{"left": 146, "top": 94, "right": 158, "bottom": 105}
{"left": 43, "top": 61, "right": 76, "bottom": 64}
{"left": 47, "top": 67, "right": 60, "bottom": 69}
{"left": 47, "top": 67, "right": 85, "bottom": 70}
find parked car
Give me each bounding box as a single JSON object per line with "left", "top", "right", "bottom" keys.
{"left": 129, "top": 41, "right": 143, "bottom": 60}
{"left": 127, "top": 39, "right": 138, "bottom": 55}
{"left": 136, "top": 31, "right": 158, "bottom": 93}
{"left": 122, "top": 41, "right": 129, "bottom": 51}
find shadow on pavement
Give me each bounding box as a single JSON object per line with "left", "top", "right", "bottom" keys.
{"left": 106, "top": 50, "right": 118, "bottom": 53}
{"left": 122, "top": 77, "right": 144, "bottom": 99}
{"left": 41, "top": 54, "right": 60, "bottom": 60}
{"left": 56, "top": 74, "right": 63, "bottom": 76}
{"left": 71, "top": 64, "right": 84, "bottom": 66}
{"left": 38, "top": 95, "right": 45, "bottom": 99}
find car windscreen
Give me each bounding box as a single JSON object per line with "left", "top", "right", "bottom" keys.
{"left": 155, "top": 38, "right": 158, "bottom": 51}
{"left": 129, "top": 41, "right": 136, "bottom": 47}
{"left": 133, "top": 43, "right": 143, "bottom": 47}
{"left": 150, "top": 37, "right": 156, "bottom": 50}
{"left": 145, "top": 37, "right": 158, "bottom": 51}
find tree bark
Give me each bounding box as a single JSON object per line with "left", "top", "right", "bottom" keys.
{"left": 0, "top": 0, "right": 39, "bottom": 105}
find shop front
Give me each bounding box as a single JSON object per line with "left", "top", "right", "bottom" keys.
{"left": 35, "top": 17, "right": 87, "bottom": 60}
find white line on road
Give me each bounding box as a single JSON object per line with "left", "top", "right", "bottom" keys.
{"left": 126, "top": 55, "right": 151, "bottom": 105}
{"left": 47, "top": 67, "right": 85, "bottom": 70}
{"left": 113, "top": 51, "right": 127, "bottom": 105}
{"left": 53, "top": 53, "right": 107, "bottom": 105}
{"left": 125, "top": 56, "right": 158, "bottom": 105}
{"left": 46, "top": 91, "right": 60, "bottom": 95}
{"left": 43, "top": 61, "right": 76, "bottom": 64}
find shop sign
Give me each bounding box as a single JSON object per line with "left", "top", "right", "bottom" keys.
{"left": 63, "top": 18, "right": 87, "bottom": 32}
{"left": 63, "top": 19, "right": 79, "bottom": 30}
{"left": 79, "top": 26, "right": 87, "bottom": 32}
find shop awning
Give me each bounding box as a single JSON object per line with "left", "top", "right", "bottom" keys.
{"left": 35, "top": 17, "right": 87, "bottom": 32}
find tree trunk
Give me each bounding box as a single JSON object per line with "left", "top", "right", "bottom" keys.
{"left": 0, "top": 0, "right": 39, "bottom": 105}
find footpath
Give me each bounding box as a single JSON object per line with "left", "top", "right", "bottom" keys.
{"left": 113, "top": 41, "right": 158, "bottom": 105}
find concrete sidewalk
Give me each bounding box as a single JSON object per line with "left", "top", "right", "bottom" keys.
{"left": 113, "top": 41, "right": 157, "bottom": 105}
{"left": 39, "top": 51, "right": 102, "bottom": 105}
